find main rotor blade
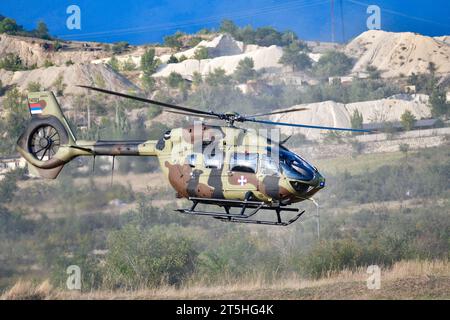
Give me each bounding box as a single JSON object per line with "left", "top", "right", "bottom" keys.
{"left": 163, "top": 109, "right": 219, "bottom": 120}
{"left": 245, "top": 118, "right": 372, "bottom": 133}
{"left": 246, "top": 107, "right": 309, "bottom": 118}
{"left": 78, "top": 85, "right": 217, "bottom": 117}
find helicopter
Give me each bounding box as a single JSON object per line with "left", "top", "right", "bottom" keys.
{"left": 16, "top": 85, "right": 370, "bottom": 226}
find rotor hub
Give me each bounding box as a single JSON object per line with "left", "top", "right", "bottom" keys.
{"left": 39, "top": 137, "right": 50, "bottom": 148}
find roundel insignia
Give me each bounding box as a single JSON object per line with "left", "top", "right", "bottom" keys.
{"left": 39, "top": 100, "right": 47, "bottom": 109}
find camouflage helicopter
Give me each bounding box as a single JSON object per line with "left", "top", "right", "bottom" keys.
{"left": 16, "top": 86, "right": 369, "bottom": 226}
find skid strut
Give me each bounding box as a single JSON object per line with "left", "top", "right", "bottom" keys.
{"left": 175, "top": 196, "right": 305, "bottom": 226}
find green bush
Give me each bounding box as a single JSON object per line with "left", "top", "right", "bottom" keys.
{"left": 166, "top": 71, "right": 184, "bottom": 88}
{"left": 314, "top": 51, "right": 354, "bottom": 77}
{"left": 233, "top": 57, "right": 256, "bottom": 83}
{"left": 300, "top": 239, "right": 390, "bottom": 278}
{"left": 104, "top": 225, "right": 197, "bottom": 288}
{"left": 164, "top": 31, "right": 185, "bottom": 48}
{"left": 193, "top": 46, "right": 209, "bottom": 60}
{"left": 0, "top": 53, "right": 27, "bottom": 71}
{"left": 112, "top": 41, "right": 129, "bottom": 54}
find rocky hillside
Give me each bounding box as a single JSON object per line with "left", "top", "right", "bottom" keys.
{"left": 270, "top": 94, "right": 431, "bottom": 139}
{"left": 345, "top": 30, "right": 450, "bottom": 77}
{"left": 0, "top": 34, "right": 111, "bottom": 67}
{"left": 0, "top": 63, "right": 137, "bottom": 96}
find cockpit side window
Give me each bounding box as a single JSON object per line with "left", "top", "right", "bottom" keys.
{"left": 204, "top": 151, "right": 223, "bottom": 169}
{"left": 230, "top": 153, "right": 258, "bottom": 173}
{"left": 186, "top": 154, "right": 197, "bottom": 167}
{"left": 260, "top": 154, "right": 279, "bottom": 175}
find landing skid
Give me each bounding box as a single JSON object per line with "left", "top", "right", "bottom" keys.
{"left": 175, "top": 196, "right": 305, "bottom": 226}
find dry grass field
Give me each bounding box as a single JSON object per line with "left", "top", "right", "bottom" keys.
{"left": 2, "top": 260, "right": 448, "bottom": 300}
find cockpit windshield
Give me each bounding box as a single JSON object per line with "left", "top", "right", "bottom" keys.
{"left": 278, "top": 147, "right": 315, "bottom": 181}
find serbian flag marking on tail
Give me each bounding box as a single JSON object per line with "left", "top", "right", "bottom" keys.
{"left": 29, "top": 102, "right": 43, "bottom": 115}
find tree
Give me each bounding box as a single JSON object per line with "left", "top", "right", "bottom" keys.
{"left": 281, "top": 30, "right": 298, "bottom": 46}
{"left": 314, "top": 51, "right": 354, "bottom": 77}
{"left": 35, "top": 21, "right": 50, "bottom": 39}
{"left": 108, "top": 56, "right": 120, "bottom": 72}
{"left": 279, "top": 43, "right": 312, "bottom": 71}
{"left": 350, "top": 109, "right": 363, "bottom": 131}
{"left": 192, "top": 71, "right": 203, "bottom": 87}
{"left": 52, "top": 74, "right": 66, "bottom": 96}
{"left": 167, "top": 55, "right": 178, "bottom": 64}
{"left": 400, "top": 110, "right": 416, "bottom": 131}
{"left": 0, "top": 53, "right": 26, "bottom": 71}
{"left": 166, "top": 72, "right": 184, "bottom": 89}
{"left": 427, "top": 61, "right": 437, "bottom": 75}
{"left": 429, "top": 89, "right": 449, "bottom": 118}
{"left": 233, "top": 57, "right": 256, "bottom": 83}
{"left": 122, "top": 57, "right": 136, "bottom": 71}
{"left": 186, "top": 36, "right": 202, "bottom": 48}
{"left": 205, "top": 68, "right": 230, "bottom": 86}
{"left": 253, "top": 26, "right": 284, "bottom": 46}
{"left": 0, "top": 172, "right": 18, "bottom": 203}
{"left": 366, "top": 65, "right": 381, "bottom": 79}
{"left": 3, "top": 88, "right": 27, "bottom": 146}
{"left": 112, "top": 41, "right": 129, "bottom": 54}
{"left": 163, "top": 31, "right": 184, "bottom": 48}
{"left": 27, "top": 81, "right": 41, "bottom": 92}
{"left": 0, "top": 18, "right": 21, "bottom": 34}
{"left": 193, "top": 46, "right": 209, "bottom": 60}
{"left": 399, "top": 143, "right": 410, "bottom": 160}
{"left": 141, "top": 48, "right": 159, "bottom": 77}
{"left": 219, "top": 19, "right": 238, "bottom": 36}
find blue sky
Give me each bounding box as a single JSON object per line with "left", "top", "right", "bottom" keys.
{"left": 1, "top": 0, "right": 449, "bottom": 44}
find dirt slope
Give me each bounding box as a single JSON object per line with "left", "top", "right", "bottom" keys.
{"left": 270, "top": 94, "right": 431, "bottom": 139}
{"left": 0, "top": 63, "right": 138, "bottom": 96}
{"left": 345, "top": 30, "right": 450, "bottom": 77}
{"left": 0, "top": 34, "right": 110, "bottom": 67}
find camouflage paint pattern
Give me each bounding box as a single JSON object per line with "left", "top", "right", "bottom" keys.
{"left": 17, "top": 91, "right": 325, "bottom": 205}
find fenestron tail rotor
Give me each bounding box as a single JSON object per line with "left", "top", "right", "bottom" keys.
{"left": 78, "top": 85, "right": 372, "bottom": 133}
{"left": 29, "top": 125, "right": 61, "bottom": 161}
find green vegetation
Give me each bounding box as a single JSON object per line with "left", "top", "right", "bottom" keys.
{"left": 350, "top": 109, "right": 363, "bottom": 131}
{"left": 0, "top": 53, "right": 28, "bottom": 71}
{"left": 104, "top": 224, "right": 196, "bottom": 288}
{"left": 0, "top": 15, "right": 52, "bottom": 40}
{"left": 366, "top": 65, "right": 381, "bottom": 79}
{"left": 43, "top": 59, "right": 54, "bottom": 68}
{"left": 193, "top": 46, "right": 209, "bottom": 60}
{"left": 35, "top": 20, "right": 51, "bottom": 40}
{"left": 205, "top": 68, "right": 230, "bottom": 86}
{"left": 166, "top": 71, "right": 184, "bottom": 88}
{"left": 164, "top": 31, "right": 185, "bottom": 49}
{"left": 0, "top": 88, "right": 28, "bottom": 155}
{"left": 314, "top": 51, "right": 354, "bottom": 78}
{"left": 0, "top": 146, "right": 448, "bottom": 291}
{"left": 112, "top": 41, "right": 129, "bottom": 54}
{"left": 233, "top": 57, "right": 256, "bottom": 83}
{"left": 27, "top": 81, "right": 42, "bottom": 92}
{"left": 52, "top": 74, "right": 66, "bottom": 96}
{"left": 122, "top": 57, "right": 136, "bottom": 71}
{"left": 167, "top": 55, "right": 179, "bottom": 64}
{"left": 140, "top": 48, "right": 159, "bottom": 90}
{"left": 400, "top": 110, "right": 416, "bottom": 131}
{"left": 219, "top": 19, "right": 297, "bottom": 47}
{"left": 279, "top": 42, "right": 312, "bottom": 71}
{"left": 108, "top": 56, "right": 120, "bottom": 72}
{"left": 429, "top": 88, "right": 449, "bottom": 118}
{"left": 185, "top": 36, "right": 202, "bottom": 48}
